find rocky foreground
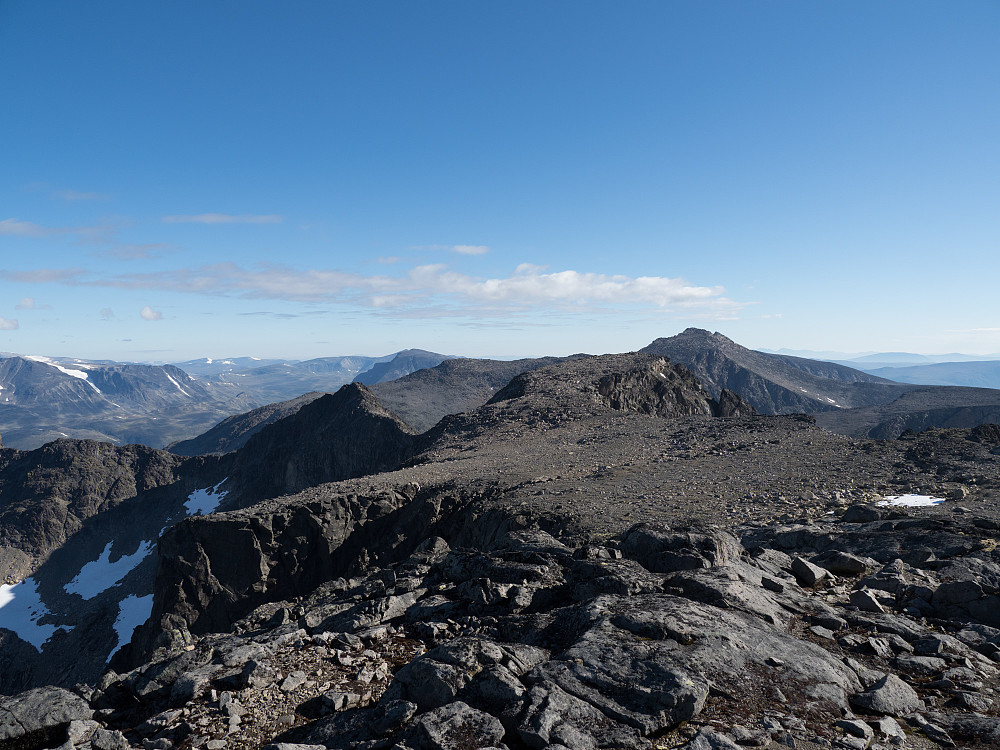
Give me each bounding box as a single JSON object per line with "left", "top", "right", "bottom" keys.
{"left": 3, "top": 353, "right": 1000, "bottom": 750}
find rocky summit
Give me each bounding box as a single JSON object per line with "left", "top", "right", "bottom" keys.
{"left": 3, "top": 344, "right": 1000, "bottom": 750}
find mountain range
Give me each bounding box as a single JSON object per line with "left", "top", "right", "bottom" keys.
{"left": 3, "top": 330, "right": 1000, "bottom": 749}
{"left": 0, "top": 349, "right": 451, "bottom": 451}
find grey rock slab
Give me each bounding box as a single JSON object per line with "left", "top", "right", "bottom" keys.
{"left": 388, "top": 636, "right": 548, "bottom": 712}
{"left": 679, "top": 727, "right": 742, "bottom": 749}
{"left": 868, "top": 716, "right": 904, "bottom": 740}
{"left": 0, "top": 686, "right": 93, "bottom": 740}
{"left": 373, "top": 699, "right": 418, "bottom": 736}
{"left": 409, "top": 701, "right": 505, "bottom": 750}
{"left": 66, "top": 719, "right": 101, "bottom": 746}
{"left": 894, "top": 654, "right": 946, "bottom": 676}
{"left": 815, "top": 550, "right": 875, "bottom": 576}
{"left": 169, "top": 664, "right": 221, "bottom": 705}
{"left": 946, "top": 690, "right": 993, "bottom": 712}
{"left": 835, "top": 719, "right": 874, "bottom": 740}
{"left": 280, "top": 669, "right": 308, "bottom": 692}
{"left": 92, "top": 728, "right": 130, "bottom": 750}
{"left": 849, "top": 589, "right": 885, "bottom": 614}
{"left": 849, "top": 673, "right": 923, "bottom": 716}
{"left": 619, "top": 523, "right": 743, "bottom": 573}
{"left": 518, "top": 682, "right": 638, "bottom": 750}
{"left": 792, "top": 556, "right": 828, "bottom": 587}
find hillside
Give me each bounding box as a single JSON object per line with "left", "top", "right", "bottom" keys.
{"left": 642, "top": 328, "right": 915, "bottom": 413}
{"left": 645, "top": 328, "right": 1000, "bottom": 439}
{"left": 353, "top": 349, "right": 452, "bottom": 386}
{"left": 0, "top": 356, "right": 256, "bottom": 450}
{"left": 168, "top": 355, "right": 577, "bottom": 455}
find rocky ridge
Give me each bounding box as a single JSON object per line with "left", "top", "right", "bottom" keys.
{"left": 2, "top": 347, "right": 1000, "bottom": 750}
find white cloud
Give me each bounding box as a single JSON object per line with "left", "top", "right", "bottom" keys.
{"left": 0, "top": 318, "right": 19, "bottom": 330}
{"left": 0, "top": 218, "right": 114, "bottom": 243}
{"left": 1, "top": 262, "right": 747, "bottom": 319}
{"left": 140, "top": 306, "right": 163, "bottom": 321}
{"left": 1, "top": 268, "right": 85, "bottom": 283}
{"left": 452, "top": 245, "right": 489, "bottom": 255}
{"left": 16, "top": 297, "right": 37, "bottom": 310}
{"left": 162, "top": 213, "right": 283, "bottom": 225}
{"left": 100, "top": 308, "right": 115, "bottom": 320}
{"left": 0, "top": 218, "right": 52, "bottom": 237}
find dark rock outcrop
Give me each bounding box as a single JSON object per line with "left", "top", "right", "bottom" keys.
{"left": 222, "top": 384, "right": 417, "bottom": 506}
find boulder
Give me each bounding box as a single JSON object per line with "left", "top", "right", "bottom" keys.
{"left": 408, "top": 701, "right": 505, "bottom": 750}
{"left": 619, "top": 523, "right": 743, "bottom": 573}
{"left": 0, "top": 687, "right": 93, "bottom": 741}
{"left": 849, "top": 673, "right": 923, "bottom": 716}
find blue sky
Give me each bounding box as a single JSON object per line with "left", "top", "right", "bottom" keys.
{"left": 1, "top": 1, "right": 998, "bottom": 361}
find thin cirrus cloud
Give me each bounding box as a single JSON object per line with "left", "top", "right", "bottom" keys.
{"left": 53, "top": 189, "right": 108, "bottom": 202}
{"left": 162, "top": 213, "right": 283, "bottom": 225}
{"left": 0, "top": 218, "right": 53, "bottom": 237}
{"left": 98, "top": 243, "right": 173, "bottom": 260}
{"left": 0, "top": 262, "right": 746, "bottom": 319}
{"left": 15, "top": 297, "right": 51, "bottom": 310}
{"left": 1, "top": 217, "right": 114, "bottom": 242}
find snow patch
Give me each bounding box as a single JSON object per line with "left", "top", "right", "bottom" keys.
{"left": 165, "top": 372, "right": 191, "bottom": 397}
{"left": 878, "top": 494, "right": 946, "bottom": 507}
{"left": 185, "top": 480, "right": 229, "bottom": 515}
{"left": 110, "top": 594, "right": 153, "bottom": 660}
{"left": 28, "top": 356, "right": 103, "bottom": 393}
{"left": 65, "top": 540, "right": 154, "bottom": 600}
{"left": 0, "top": 578, "right": 71, "bottom": 651}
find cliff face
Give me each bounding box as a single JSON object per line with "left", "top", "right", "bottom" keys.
{"left": 0, "top": 440, "right": 195, "bottom": 582}
{"left": 221, "top": 383, "right": 418, "bottom": 508}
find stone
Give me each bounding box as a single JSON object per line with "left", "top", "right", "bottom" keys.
{"left": 894, "top": 654, "right": 946, "bottom": 676}
{"left": 409, "top": 701, "right": 505, "bottom": 750}
{"left": 280, "top": 670, "right": 307, "bottom": 692}
{"left": 835, "top": 718, "right": 873, "bottom": 741}
{"left": 0, "top": 687, "right": 93, "bottom": 741}
{"left": 92, "top": 728, "right": 130, "bottom": 750}
{"left": 618, "top": 523, "right": 743, "bottom": 573}
{"left": 680, "top": 727, "right": 742, "bottom": 749}
{"left": 67, "top": 719, "right": 101, "bottom": 746}
{"left": 849, "top": 589, "right": 885, "bottom": 614}
{"left": 373, "top": 700, "right": 418, "bottom": 736}
{"left": 947, "top": 691, "right": 993, "bottom": 712}
{"left": 322, "top": 691, "right": 362, "bottom": 712}
{"left": 792, "top": 556, "right": 828, "bottom": 587}
{"left": 868, "top": 716, "right": 904, "bottom": 740}
{"left": 816, "top": 551, "right": 874, "bottom": 576}
{"left": 849, "top": 673, "right": 923, "bottom": 716}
